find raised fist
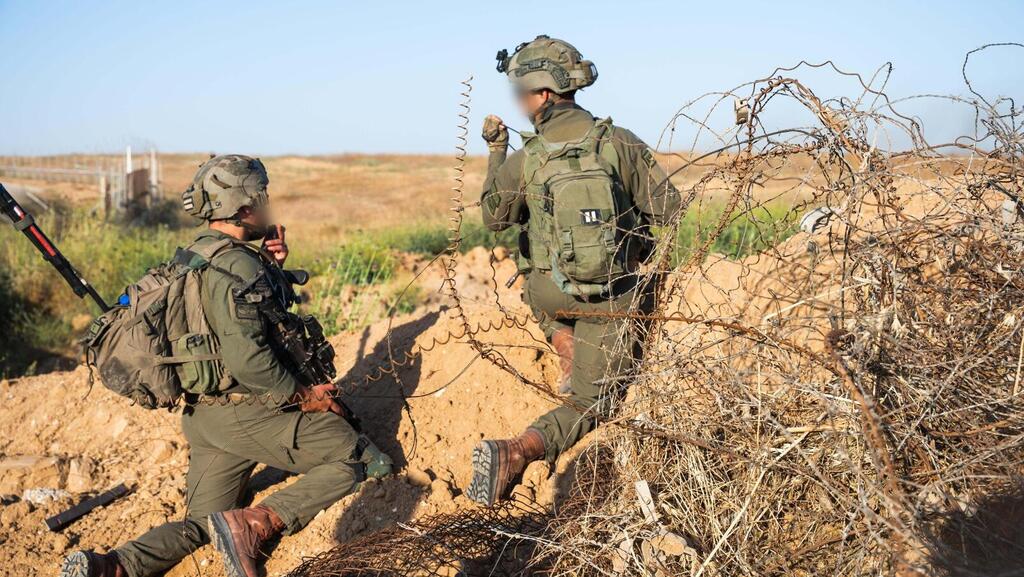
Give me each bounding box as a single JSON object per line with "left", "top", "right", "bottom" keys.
{"left": 481, "top": 114, "right": 509, "bottom": 151}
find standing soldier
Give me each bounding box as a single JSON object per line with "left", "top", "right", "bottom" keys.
{"left": 468, "top": 36, "right": 681, "bottom": 506}
{"left": 61, "top": 155, "right": 391, "bottom": 577}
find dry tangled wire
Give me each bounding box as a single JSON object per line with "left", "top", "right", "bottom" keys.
{"left": 285, "top": 499, "right": 551, "bottom": 577}
{"left": 289, "top": 44, "right": 1024, "bottom": 577}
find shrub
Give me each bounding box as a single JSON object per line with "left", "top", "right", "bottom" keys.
{"left": 669, "top": 200, "right": 799, "bottom": 265}
{"left": 0, "top": 208, "right": 191, "bottom": 375}
{"left": 364, "top": 221, "right": 518, "bottom": 257}
{"left": 374, "top": 225, "right": 451, "bottom": 256}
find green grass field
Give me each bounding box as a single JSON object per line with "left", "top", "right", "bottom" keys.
{"left": 0, "top": 201, "right": 797, "bottom": 376}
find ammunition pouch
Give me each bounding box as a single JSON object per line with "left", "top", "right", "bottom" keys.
{"left": 171, "top": 332, "right": 228, "bottom": 395}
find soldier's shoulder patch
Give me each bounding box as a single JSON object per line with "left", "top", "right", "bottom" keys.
{"left": 229, "top": 283, "right": 263, "bottom": 324}
{"left": 232, "top": 301, "right": 260, "bottom": 322}
{"left": 641, "top": 148, "right": 657, "bottom": 167}
{"left": 484, "top": 190, "right": 502, "bottom": 213}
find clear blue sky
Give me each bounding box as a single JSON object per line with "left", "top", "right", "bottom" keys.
{"left": 0, "top": 0, "right": 1020, "bottom": 156}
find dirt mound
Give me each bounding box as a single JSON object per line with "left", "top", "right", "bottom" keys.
{"left": 0, "top": 248, "right": 576, "bottom": 577}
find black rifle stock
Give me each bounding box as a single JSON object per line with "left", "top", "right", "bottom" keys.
{"left": 0, "top": 183, "right": 109, "bottom": 312}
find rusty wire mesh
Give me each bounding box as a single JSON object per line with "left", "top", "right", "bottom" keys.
{"left": 287, "top": 44, "right": 1024, "bottom": 577}
{"left": 285, "top": 499, "right": 551, "bottom": 577}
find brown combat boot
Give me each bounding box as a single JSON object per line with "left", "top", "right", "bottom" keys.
{"left": 208, "top": 504, "right": 285, "bottom": 577}
{"left": 467, "top": 428, "right": 546, "bottom": 506}
{"left": 550, "top": 327, "right": 575, "bottom": 395}
{"left": 59, "top": 550, "right": 126, "bottom": 577}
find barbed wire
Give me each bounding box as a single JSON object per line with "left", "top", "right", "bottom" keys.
{"left": 275, "top": 44, "right": 1024, "bottom": 577}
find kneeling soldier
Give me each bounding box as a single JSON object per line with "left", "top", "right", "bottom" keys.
{"left": 61, "top": 155, "right": 391, "bottom": 577}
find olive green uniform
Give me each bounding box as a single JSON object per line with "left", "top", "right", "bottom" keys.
{"left": 482, "top": 102, "right": 680, "bottom": 462}
{"left": 114, "top": 230, "right": 360, "bottom": 577}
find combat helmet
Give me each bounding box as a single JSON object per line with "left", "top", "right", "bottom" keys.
{"left": 181, "top": 154, "right": 269, "bottom": 221}
{"left": 496, "top": 35, "right": 597, "bottom": 94}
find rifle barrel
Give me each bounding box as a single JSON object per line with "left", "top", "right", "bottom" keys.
{"left": 0, "top": 183, "right": 109, "bottom": 312}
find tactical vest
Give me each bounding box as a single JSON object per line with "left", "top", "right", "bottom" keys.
{"left": 84, "top": 239, "right": 234, "bottom": 409}
{"left": 520, "top": 118, "right": 640, "bottom": 297}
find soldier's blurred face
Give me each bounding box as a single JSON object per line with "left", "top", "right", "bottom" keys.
{"left": 236, "top": 205, "right": 272, "bottom": 240}
{"left": 245, "top": 205, "right": 271, "bottom": 229}
{"left": 517, "top": 89, "right": 551, "bottom": 118}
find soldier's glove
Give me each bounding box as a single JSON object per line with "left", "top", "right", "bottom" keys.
{"left": 295, "top": 383, "right": 344, "bottom": 414}
{"left": 481, "top": 114, "right": 509, "bottom": 152}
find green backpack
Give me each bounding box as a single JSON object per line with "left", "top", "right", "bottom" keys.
{"left": 83, "top": 240, "right": 234, "bottom": 409}
{"left": 521, "top": 118, "right": 640, "bottom": 297}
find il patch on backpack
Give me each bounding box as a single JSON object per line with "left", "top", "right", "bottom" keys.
{"left": 580, "top": 208, "right": 602, "bottom": 225}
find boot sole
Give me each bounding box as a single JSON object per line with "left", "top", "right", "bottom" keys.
{"left": 59, "top": 551, "right": 90, "bottom": 577}
{"left": 208, "top": 513, "right": 247, "bottom": 577}
{"left": 467, "top": 441, "right": 500, "bottom": 506}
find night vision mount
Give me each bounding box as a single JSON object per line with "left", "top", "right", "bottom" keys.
{"left": 495, "top": 35, "right": 551, "bottom": 74}
{"left": 495, "top": 48, "right": 510, "bottom": 73}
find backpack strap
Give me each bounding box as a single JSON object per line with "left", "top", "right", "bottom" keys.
{"left": 174, "top": 238, "right": 247, "bottom": 284}
{"left": 173, "top": 238, "right": 235, "bottom": 268}
{"left": 588, "top": 118, "right": 619, "bottom": 174}
{"left": 187, "top": 238, "right": 236, "bottom": 265}
{"left": 529, "top": 117, "right": 613, "bottom": 160}
{"left": 521, "top": 130, "right": 546, "bottom": 189}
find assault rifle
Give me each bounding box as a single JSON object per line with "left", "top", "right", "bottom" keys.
{"left": 0, "top": 183, "right": 109, "bottom": 312}
{"left": 231, "top": 268, "right": 337, "bottom": 386}
{"left": 231, "top": 267, "right": 359, "bottom": 425}
{"left": 273, "top": 312, "right": 338, "bottom": 387}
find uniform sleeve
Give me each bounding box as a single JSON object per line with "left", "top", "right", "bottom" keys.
{"left": 613, "top": 127, "right": 681, "bottom": 226}
{"left": 202, "top": 250, "right": 301, "bottom": 400}
{"left": 481, "top": 149, "right": 527, "bottom": 232}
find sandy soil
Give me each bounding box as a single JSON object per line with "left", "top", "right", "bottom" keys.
{"left": 0, "top": 153, "right": 836, "bottom": 577}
